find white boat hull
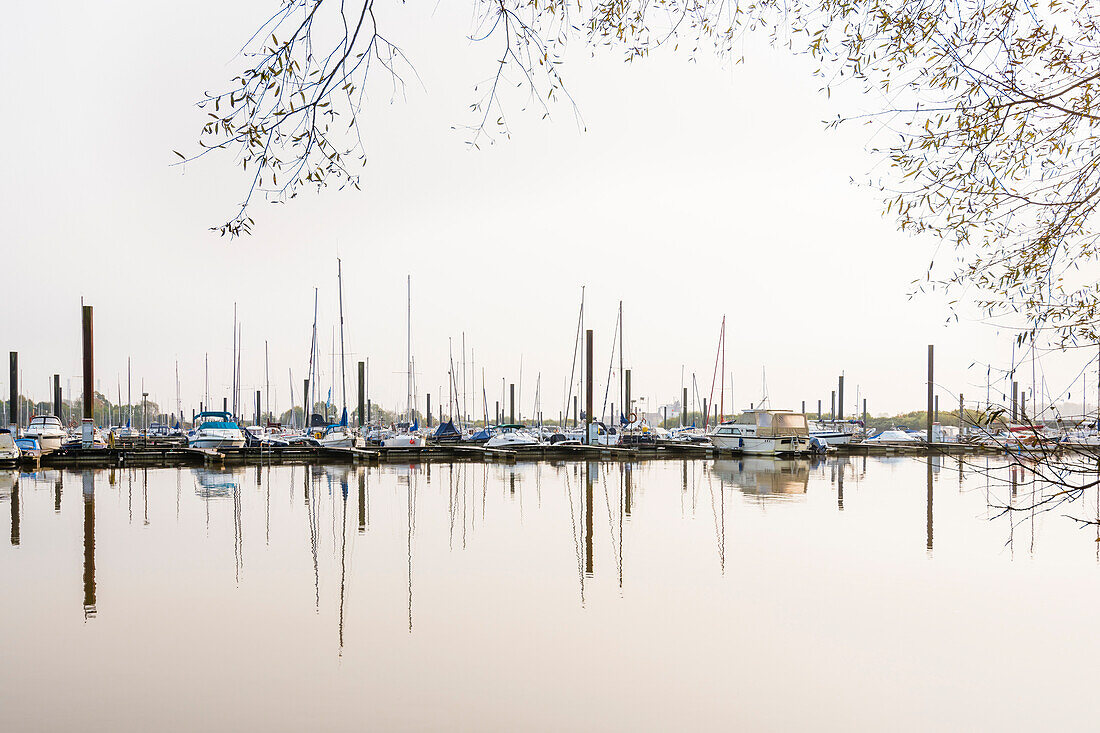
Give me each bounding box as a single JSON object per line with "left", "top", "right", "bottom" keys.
{"left": 381, "top": 434, "right": 424, "bottom": 448}
{"left": 711, "top": 434, "right": 812, "bottom": 455}
{"left": 189, "top": 430, "right": 246, "bottom": 449}
{"left": 810, "top": 432, "right": 852, "bottom": 447}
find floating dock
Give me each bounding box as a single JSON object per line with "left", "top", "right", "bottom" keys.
{"left": 22, "top": 438, "right": 1013, "bottom": 469}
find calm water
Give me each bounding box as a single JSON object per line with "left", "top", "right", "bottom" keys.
{"left": 2, "top": 456, "right": 1099, "bottom": 731}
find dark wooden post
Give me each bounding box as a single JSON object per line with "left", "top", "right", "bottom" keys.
{"left": 8, "top": 352, "right": 17, "bottom": 428}
{"left": 509, "top": 384, "right": 515, "bottom": 424}
{"left": 682, "top": 387, "right": 688, "bottom": 427}
{"left": 585, "top": 330, "right": 593, "bottom": 443}
{"left": 927, "top": 345, "right": 934, "bottom": 443}
{"left": 426, "top": 394, "right": 432, "bottom": 428}
{"left": 303, "top": 379, "right": 310, "bottom": 428}
{"left": 82, "top": 306, "right": 94, "bottom": 425}
{"left": 53, "top": 374, "right": 62, "bottom": 419}
{"left": 838, "top": 375, "right": 845, "bottom": 419}
{"left": 357, "top": 361, "right": 365, "bottom": 428}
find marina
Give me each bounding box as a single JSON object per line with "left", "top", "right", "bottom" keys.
{"left": 3, "top": 456, "right": 1099, "bottom": 731}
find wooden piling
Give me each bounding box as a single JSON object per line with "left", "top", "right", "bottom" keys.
{"left": 8, "top": 352, "right": 16, "bottom": 427}
{"left": 53, "top": 374, "right": 61, "bottom": 419}
{"left": 682, "top": 387, "right": 688, "bottom": 427}
{"left": 426, "top": 393, "right": 432, "bottom": 428}
{"left": 625, "top": 369, "right": 632, "bottom": 423}
{"left": 585, "top": 330, "right": 593, "bottom": 443}
{"left": 357, "top": 361, "right": 365, "bottom": 428}
{"left": 509, "top": 384, "right": 515, "bottom": 424}
{"left": 838, "top": 375, "right": 845, "bottom": 419}
{"left": 927, "top": 345, "right": 934, "bottom": 443}
{"left": 82, "top": 305, "right": 94, "bottom": 423}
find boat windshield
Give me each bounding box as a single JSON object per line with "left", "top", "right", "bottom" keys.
{"left": 775, "top": 414, "right": 807, "bottom": 430}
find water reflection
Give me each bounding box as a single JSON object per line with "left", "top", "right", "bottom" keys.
{"left": 711, "top": 458, "right": 811, "bottom": 499}
{"left": 82, "top": 471, "right": 95, "bottom": 619}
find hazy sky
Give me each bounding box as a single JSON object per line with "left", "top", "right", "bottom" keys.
{"left": 3, "top": 1, "right": 1092, "bottom": 419}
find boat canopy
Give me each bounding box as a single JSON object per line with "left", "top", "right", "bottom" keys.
{"left": 433, "top": 420, "right": 460, "bottom": 439}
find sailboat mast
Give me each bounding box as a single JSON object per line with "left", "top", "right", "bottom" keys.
{"left": 407, "top": 275, "right": 412, "bottom": 425}
{"left": 338, "top": 258, "right": 347, "bottom": 413}
{"left": 719, "top": 315, "right": 726, "bottom": 422}
{"left": 232, "top": 302, "right": 237, "bottom": 416}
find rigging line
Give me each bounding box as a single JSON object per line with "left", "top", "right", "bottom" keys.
{"left": 600, "top": 305, "right": 621, "bottom": 422}
{"left": 562, "top": 286, "right": 585, "bottom": 421}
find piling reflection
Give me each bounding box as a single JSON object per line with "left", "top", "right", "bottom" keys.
{"left": 82, "top": 471, "right": 96, "bottom": 619}
{"left": 8, "top": 476, "right": 18, "bottom": 547}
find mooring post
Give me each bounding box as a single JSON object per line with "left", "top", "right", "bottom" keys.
{"left": 509, "top": 384, "right": 515, "bottom": 424}
{"left": 585, "top": 330, "right": 593, "bottom": 444}
{"left": 934, "top": 394, "right": 939, "bottom": 422}
{"left": 573, "top": 395, "right": 578, "bottom": 428}
{"left": 862, "top": 398, "right": 867, "bottom": 423}
{"left": 818, "top": 399, "right": 822, "bottom": 421}
{"left": 801, "top": 400, "right": 806, "bottom": 415}
{"left": 426, "top": 394, "right": 432, "bottom": 429}
{"left": 682, "top": 387, "right": 688, "bottom": 427}
{"left": 702, "top": 399, "right": 708, "bottom": 430}
{"left": 830, "top": 391, "right": 836, "bottom": 420}
{"left": 303, "top": 379, "right": 310, "bottom": 428}
{"left": 222, "top": 397, "right": 228, "bottom": 414}
{"left": 838, "top": 375, "right": 845, "bottom": 420}
{"left": 53, "top": 374, "right": 61, "bottom": 419}
{"left": 357, "top": 361, "right": 365, "bottom": 428}
{"left": 8, "top": 352, "right": 16, "bottom": 428}
{"left": 367, "top": 399, "right": 372, "bottom": 425}
{"left": 81, "top": 306, "right": 94, "bottom": 445}
{"left": 927, "top": 344, "right": 934, "bottom": 443}
{"left": 255, "top": 390, "right": 261, "bottom": 426}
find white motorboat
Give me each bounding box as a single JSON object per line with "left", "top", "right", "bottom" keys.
{"left": 0, "top": 429, "right": 20, "bottom": 465}
{"left": 319, "top": 424, "right": 360, "bottom": 449}
{"left": 709, "top": 410, "right": 812, "bottom": 455}
{"left": 381, "top": 431, "right": 425, "bottom": 448}
{"left": 485, "top": 424, "right": 540, "bottom": 449}
{"left": 188, "top": 411, "right": 247, "bottom": 449}
{"left": 863, "top": 429, "right": 921, "bottom": 444}
{"left": 809, "top": 419, "right": 862, "bottom": 446}
{"left": 24, "top": 415, "right": 68, "bottom": 453}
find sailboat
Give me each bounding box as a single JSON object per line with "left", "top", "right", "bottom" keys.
{"left": 382, "top": 275, "right": 425, "bottom": 448}
{"left": 320, "top": 259, "right": 361, "bottom": 449}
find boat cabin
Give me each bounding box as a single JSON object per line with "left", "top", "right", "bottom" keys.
{"left": 714, "top": 410, "right": 809, "bottom": 437}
